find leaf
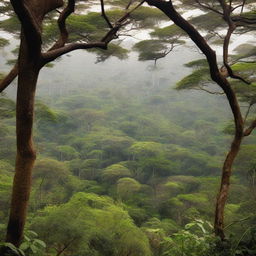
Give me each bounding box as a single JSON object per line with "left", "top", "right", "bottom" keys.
{"left": 33, "top": 239, "right": 46, "bottom": 248}
{"left": 19, "top": 242, "right": 29, "bottom": 251}
{"left": 196, "top": 223, "right": 206, "bottom": 234}
{"left": 30, "top": 244, "right": 38, "bottom": 254}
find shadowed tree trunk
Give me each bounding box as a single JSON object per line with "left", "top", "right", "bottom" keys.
{"left": 6, "top": 32, "right": 41, "bottom": 246}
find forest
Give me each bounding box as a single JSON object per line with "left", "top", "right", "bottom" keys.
{"left": 0, "top": 0, "right": 256, "bottom": 255}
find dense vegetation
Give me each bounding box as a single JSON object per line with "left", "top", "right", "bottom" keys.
{"left": 1, "top": 81, "right": 256, "bottom": 255}
{"left": 1, "top": 0, "right": 256, "bottom": 255}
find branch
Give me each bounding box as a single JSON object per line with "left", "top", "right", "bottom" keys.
{"left": 41, "top": 42, "right": 106, "bottom": 64}
{"left": 218, "top": 0, "right": 251, "bottom": 85}
{"left": 43, "top": 0, "right": 145, "bottom": 64}
{"left": 194, "top": 0, "right": 223, "bottom": 15}
{"left": 0, "top": 63, "right": 18, "bottom": 93}
{"left": 48, "top": 0, "right": 76, "bottom": 51}
{"left": 10, "top": 0, "right": 42, "bottom": 53}
{"left": 126, "top": 0, "right": 134, "bottom": 10}
{"left": 100, "top": 0, "right": 113, "bottom": 28}
{"left": 243, "top": 102, "right": 253, "bottom": 123}
{"left": 224, "top": 215, "right": 253, "bottom": 230}
{"left": 56, "top": 237, "right": 77, "bottom": 256}
{"left": 240, "top": 0, "right": 246, "bottom": 14}
{"left": 244, "top": 119, "right": 256, "bottom": 136}
{"left": 101, "top": 0, "right": 145, "bottom": 43}
{"left": 231, "top": 16, "right": 256, "bottom": 25}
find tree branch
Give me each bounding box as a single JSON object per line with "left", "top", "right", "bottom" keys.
{"left": 42, "top": 0, "right": 145, "bottom": 64}
{"left": 48, "top": 0, "right": 76, "bottom": 51}
{"left": 231, "top": 16, "right": 256, "bottom": 25}
{"left": 243, "top": 102, "right": 253, "bottom": 123}
{"left": 244, "top": 119, "right": 256, "bottom": 136}
{"left": 101, "top": 0, "right": 145, "bottom": 43}
{"left": 0, "top": 63, "right": 18, "bottom": 93}
{"left": 41, "top": 42, "right": 106, "bottom": 64}
{"left": 100, "top": 0, "right": 113, "bottom": 29}
{"left": 218, "top": 0, "right": 251, "bottom": 85}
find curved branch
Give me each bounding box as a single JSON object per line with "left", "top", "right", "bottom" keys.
{"left": 0, "top": 63, "right": 18, "bottom": 93}
{"left": 43, "top": 0, "right": 145, "bottom": 64}
{"left": 218, "top": 0, "right": 251, "bottom": 85}
{"left": 41, "top": 42, "right": 106, "bottom": 64}
{"left": 48, "top": 0, "right": 75, "bottom": 51}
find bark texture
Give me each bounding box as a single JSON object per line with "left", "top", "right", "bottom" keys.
{"left": 6, "top": 32, "right": 41, "bottom": 246}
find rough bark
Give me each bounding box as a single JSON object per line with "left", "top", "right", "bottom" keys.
{"left": 214, "top": 133, "right": 243, "bottom": 239}
{"left": 6, "top": 33, "right": 41, "bottom": 246}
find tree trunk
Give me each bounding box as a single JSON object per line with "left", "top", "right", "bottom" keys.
{"left": 5, "top": 34, "right": 40, "bottom": 246}
{"left": 214, "top": 134, "right": 243, "bottom": 239}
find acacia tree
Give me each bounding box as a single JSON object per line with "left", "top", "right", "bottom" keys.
{"left": 145, "top": 0, "right": 256, "bottom": 239}
{"left": 0, "top": 0, "right": 146, "bottom": 247}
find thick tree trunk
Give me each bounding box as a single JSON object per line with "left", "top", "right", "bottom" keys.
{"left": 5, "top": 34, "right": 40, "bottom": 246}
{"left": 214, "top": 133, "right": 243, "bottom": 239}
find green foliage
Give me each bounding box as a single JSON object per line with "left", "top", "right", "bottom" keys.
{"left": 55, "top": 145, "right": 80, "bottom": 161}
{"left": 35, "top": 101, "right": 58, "bottom": 123}
{"left": 233, "top": 44, "right": 256, "bottom": 61}
{"left": 117, "top": 177, "right": 141, "bottom": 199}
{"left": 0, "top": 16, "right": 20, "bottom": 33}
{"left": 31, "top": 193, "right": 152, "bottom": 256}
{"left": 162, "top": 219, "right": 215, "bottom": 256}
{"left": 151, "top": 24, "right": 185, "bottom": 39}
{"left": 20, "top": 230, "right": 46, "bottom": 256}
{"left": 0, "top": 243, "right": 25, "bottom": 256}
{"left": 90, "top": 43, "right": 129, "bottom": 62}
{"left": 129, "top": 141, "right": 164, "bottom": 158}
{"left": 0, "top": 161, "right": 13, "bottom": 219}
{"left": 232, "top": 62, "right": 256, "bottom": 73}
{"left": 130, "top": 6, "right": 168, "bottom": 26}
{"left": 176, "top": 67, "right": 210, "bottom": 90}
{"left": 0, "top": 97, "right": 15, "bottom": 118}
{"left": 133, "top": 40, "right": 169, "bottom": 61}
{"left": 102, "top": 164, "right": 132, "bottom": 183}
{"left": 189, "top": 12, "right": 224, "bottom": 31}
{"left": 0, "top": 38, "right": 9, "bottom": 47}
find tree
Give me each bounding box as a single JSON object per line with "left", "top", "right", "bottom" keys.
{"left": 30, "top": 192, "right": 152, "bottom": 256}
{"left": 144, "top": 0, "right": 256, "bottom": 239}
{"left": 102, "top": 163, "right": 132, "bottom": 184}
{"left": 1, "top": 0, "right": 145, "bottom": 246}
